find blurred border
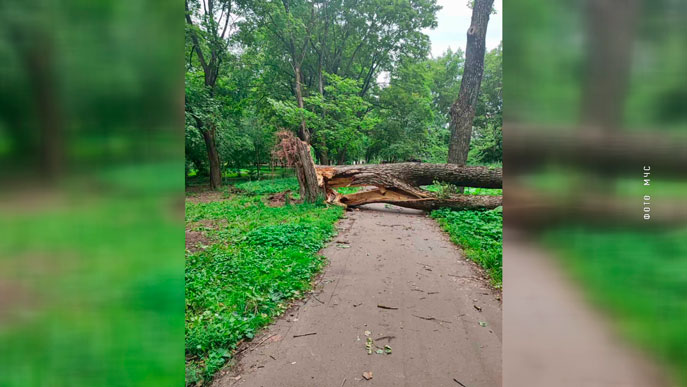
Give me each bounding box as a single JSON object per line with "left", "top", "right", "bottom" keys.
{"left": 0, "top": 0, "right": 185, "bottom": 385}
{"left": 504, "top": 0, "right": 687, "bottom": 386}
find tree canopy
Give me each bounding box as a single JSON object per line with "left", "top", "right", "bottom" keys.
{"left": 185, "top": 0, "right": 503, "bottom": 185}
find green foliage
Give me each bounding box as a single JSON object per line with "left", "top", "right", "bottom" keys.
{"left": 185, "top": 180, "right": 343, "bottom": 385}
{"left": 235, "top": 177, "right": 299, "bottom": 194}
{"left": 430, "top": 180, "right": 460, "bottom": 199}
{"left": 424, "top": 182, "right": 502, "bottom": 197}
{"left": 544, "top": 227, "right": 687, "bottom": 385}
{"left": 336, "top": 186, "right": 362, "bottom": 195}
{"left": 184, "top": 0, "right": 501, "bottom": 171}
{"left": 431, "top": 207, "right": 503, "bottom": 286}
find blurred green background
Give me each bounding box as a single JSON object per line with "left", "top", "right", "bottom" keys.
{"left": 0, "top": 0, "right": 184, "bottom": 386}
{"left": 505, "top": 0, "right": 687, "bottom": 385}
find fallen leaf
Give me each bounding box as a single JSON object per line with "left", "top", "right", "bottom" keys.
{"left": 479, "top": 321, "right": 487, "bottom": 327}
{"left": 375, "top": 349, "right": 384, "bottom": 354}
{"left": 362, "top": 371, "right": 373, "bottom": 380}
{"left": 364, "top": 330, "right": 371, "bottom": 336}
{"left": 384, "top": 345, "right": 392, "bottom": 354}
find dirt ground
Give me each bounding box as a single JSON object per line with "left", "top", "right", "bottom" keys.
{"left": 213, "top": 204, "right": 502, "bottom": 387}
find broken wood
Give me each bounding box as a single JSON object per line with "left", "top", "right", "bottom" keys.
{"left": 292, "top": 332, "right": 317, "bottom": 338}
{"left": 273, "top": 131, "right": 324, "bottom": 203}
{"left": 317, "top": 163, "right": 502, "bottom": 210}
{"left": 274, "top": 131, "right": 502, "bottom": 210}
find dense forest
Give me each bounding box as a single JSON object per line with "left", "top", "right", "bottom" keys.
{"left": 185, "top": 0, "right": 502, "bottom": 187}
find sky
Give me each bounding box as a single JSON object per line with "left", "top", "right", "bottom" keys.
{"left": 424, "top": 0, "right": 503, "bottom": 58}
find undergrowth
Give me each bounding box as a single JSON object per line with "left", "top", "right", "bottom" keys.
{"left": 185, "top": 182, "right": 342, "bottom": 385}
{"left": 430, "top": 207, "right": 503, "bottom": 286}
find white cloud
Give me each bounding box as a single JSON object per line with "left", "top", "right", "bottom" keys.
{"left": 424, "top": 0, "right": 502, "bottom": 58}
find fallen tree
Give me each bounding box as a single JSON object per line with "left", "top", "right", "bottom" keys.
{"left": 274, "top": 131, "right": 502, "bottom": 211}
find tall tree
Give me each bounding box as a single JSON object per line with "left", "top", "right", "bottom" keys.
{"left": 185, "top": 0, "right": 237, "bottom": 189}
{"left": 447, "top": 0, "right": 494, "bottom": 165}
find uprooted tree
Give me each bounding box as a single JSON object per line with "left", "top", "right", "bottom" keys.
{"left": 273, "top": 131, "right": 502, "bottom": 211}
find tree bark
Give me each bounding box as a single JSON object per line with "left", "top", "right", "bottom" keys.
{"left": 505, "top": 124, "right": 687, "bottom": 176}
{"left": 293, "top": 140, "right": 325, "bottom": 202}
{"left": 316, "top": 163, "right": 502, "bottom": 211}
{"left": 447, "top": 0, "right": 494, "bottom": 165}
{"left": 339, "top": 188, "right": 502, "bottom": 211}
{"left": 582, "top": 0, "right": 638, "bottom": 131}
{"left": 294, "top": 65, "right": 311, "bottom": 143}
{"left": 318, "top": 163, "right": 502, "bottom": 189}
{"left": 201, "top": 126, "right": 222, "bottom": 189}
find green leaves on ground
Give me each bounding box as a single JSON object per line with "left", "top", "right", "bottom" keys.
{"left": 185, "top": 181, "right": 342, "bottom": 385}
{"left": 431, "top": 207, "right": 503, "bottom": 286}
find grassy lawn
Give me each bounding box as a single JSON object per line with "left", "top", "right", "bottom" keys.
{"left": 185, "top": 178, "right": 343, "bottom": 385}
{"left": 424, "top": 183, "right": 503, "bottom": 286}
{"left": 430, "top": 207, "right": 503, "bottom": 286}
{"left": 544, "top": 227, "right": 687, "bottom": 385}
{"left": 0, "top": 163, "right": 183, "bottom": 386}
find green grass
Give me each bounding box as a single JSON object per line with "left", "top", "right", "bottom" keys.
{"left": 0, "top": 163, "right": 183, "bottom": 386}
{"left": 430, "top": 207, "right": 503, "bottom": 286}
{"left": 335, "top": 186, "right": 361, "bottom": 195}
{"left": 185, "top": 181, "right": 343, "bottom": 385}
{"left": 235, "top": 177, "right": 299, "bottom": 195}
{"left": 544, "top": 227, "right": 687, "bottom": 385}
{"left": 422, "top": 184, "right": 502, "bottom": 196}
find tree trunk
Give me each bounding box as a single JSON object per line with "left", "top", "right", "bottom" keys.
{"left": 505, "top": 124, "right": 687, "bottom": 176}
{"left": 338, "top": 188, "right": 502, "bottom": 211}
{"left": 201, "top": 127, "right": 222, "bottom": 190}
{"left": 447, "top": 0, "right": 494, "bottom": 165}
{"left": 316, "top": 163, "right": 502, "bottom": 211}
{"left": 319, "top": 163, "right": 502, "bottom": 189}
{"left": 582, "top": 0, "right": 638, "bottom": 131}
{"left": 294, "top": 65, "right": 311, "bottom": 143}
{"left": 293, "top": 140, "right": 325, "bottom": 203}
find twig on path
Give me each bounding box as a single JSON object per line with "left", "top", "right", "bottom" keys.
{"left": 312, "top": 293, "right": 325, "bottom": 304}
{"left": 340, "top": 377, "right": 347, "bottom": 387}
{"left": 234, "top": 333, "right": 276, "bottom": 356}
{"left": 377, "top": 304, "right": 399, "bottom": 310}
{"left": 293, "top": 332, "right": 317, "bottom": 338}
{"left": 412, "top": 314, "right": 452, "bottom": 324}
{"left": 453, "top": 378, "right": 467, "bottom": 386}
{"left": 374, "top": 335, "right": 396, "bottom": 342}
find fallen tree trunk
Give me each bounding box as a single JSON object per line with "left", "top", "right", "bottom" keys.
{"left": 337, "top": 188, "right": 502, "bottom": 211}
{"left": 318, "top": 163, "right": 502, "bottom": 189}
{"left": 315, "top": 163, "right": 502, "bottom": 211}
{"left": 274, "top": 131, "right": 501, "bottom": 211}
{"left": 506, "top": 124, "right": 687, "bottom": 176}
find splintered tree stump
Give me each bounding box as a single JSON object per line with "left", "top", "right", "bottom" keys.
{"left": 274, "top": 131, "right": 324, "bottom": 203}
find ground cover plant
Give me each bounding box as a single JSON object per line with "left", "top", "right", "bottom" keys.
{"left": 185, "top": 178, "right": 343, "bottom": 385}
{"left": 0, "top": 164, "right": 182, "bottom": 386}
{"left": 544, "top": 227, "right": 687, "bottom": 385}
{"left": 430, "top": 207, "right": 503, "bottom": 286}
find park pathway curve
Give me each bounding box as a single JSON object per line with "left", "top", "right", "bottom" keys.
{"left": 214, "top": 204, "right": 502, "bottom": 387}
